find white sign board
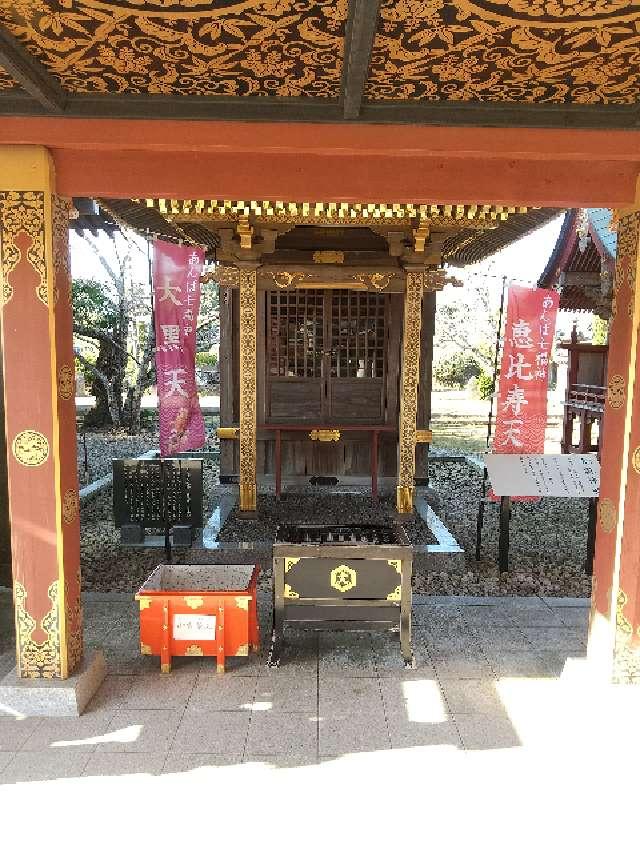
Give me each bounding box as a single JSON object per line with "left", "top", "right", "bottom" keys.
{"left": 173, "top": 614, "right": 216, "bottom": 641}
{"left": 485, "top": 453, "right": 600, "bottom": 498}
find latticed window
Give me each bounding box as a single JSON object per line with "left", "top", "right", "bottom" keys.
{"left": 330, "top": 291, "right": 386, "bottom": 378}
{"left": 268, "top": 290, "right": 324, "bottom": 378}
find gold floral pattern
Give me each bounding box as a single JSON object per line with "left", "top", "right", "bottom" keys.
{"left": 0, "top": 191, "right": 46, "bottom": 308}
{"left": 14, "top": 580, "right": 62, "bottom": 678}
{"left": 239, "top": 267, "right": 258, "bottom": 511}
{"left": 607, "top": 374, "right": 626, "bottom": 409}
{"left": 366, "top": 0, "right": 640, "bottom": 104}
{"left": 598, "top": 496, "right": 617, "bottom": 533}
{"left": 0, "top": 64, "right": 18, "bottom": 90}
{"left": 12, "top": 429, "right": 50, "bottom": 467}
{"left": 397, "top": 270, "right": 424, "bottom": 512}
{"left": 0, "top": 1, "right": 348, "bottom": 97}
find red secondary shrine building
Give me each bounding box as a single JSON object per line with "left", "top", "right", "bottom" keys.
{"left": 0, "top": 2, "right": 639, "bottom": 691}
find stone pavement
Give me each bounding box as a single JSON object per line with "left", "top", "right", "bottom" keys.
{"left": 1, "top": 591, "right": 639, "bottom": 851}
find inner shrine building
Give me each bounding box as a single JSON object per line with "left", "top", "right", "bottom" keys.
{"left": 1, "top": 1, "right": 640, "bottom": 690}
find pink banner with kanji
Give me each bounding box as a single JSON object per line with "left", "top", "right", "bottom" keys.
{"left": 153, "top": 240, "right": 206, "bottom": 456}
{"left": 492, "top": 286, "right": 559, "bottom": 478}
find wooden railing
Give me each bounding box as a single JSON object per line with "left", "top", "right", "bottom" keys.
{"left": 562, "top": 384, "right": 605, "bottom": 455}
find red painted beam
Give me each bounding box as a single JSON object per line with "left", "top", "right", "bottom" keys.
{"left": 2, "top": 118, "right": 640, "bottom": 206}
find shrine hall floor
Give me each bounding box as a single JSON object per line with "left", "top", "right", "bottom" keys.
{"left": 0, "top": 591, "right": 638, "bottom": 849}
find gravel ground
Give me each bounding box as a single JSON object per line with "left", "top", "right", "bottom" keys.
{"left": 77, "top": 427, "right": 591, "bottom": 598}
{"left": 76, "top": 429, "right": 158, "bottom": 486}
{"left": 218, "top": 492, "right": 436, "bottom": 545}
{"left": 420, "top": 457, "right": 592, "bottom": 598}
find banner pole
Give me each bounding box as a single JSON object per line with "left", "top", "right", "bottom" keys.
{"left": 475, "top": 275, "right": 507, "bottom": 561}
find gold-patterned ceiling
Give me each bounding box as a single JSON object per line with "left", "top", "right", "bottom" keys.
{"left": 0, "top": 1, "right": 639, "bottom": 107}
{"left": 366, "top": 0, "right": 640, "bottom": 104}
{"left": 0, "top": 1, "right": 348, "bottom": 96}
{"left": 0, "top": 63, "right": 17, "bottom": 90}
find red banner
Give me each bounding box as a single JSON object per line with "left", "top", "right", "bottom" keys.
{"left": 493, "top": 285, "right": 559, "bottom": 460}
{"left": 153, "top": 240, "right": 205, "bottom": 456}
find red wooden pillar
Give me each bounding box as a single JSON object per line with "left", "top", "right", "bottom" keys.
{"left": 588, "top": 208, "right": 640, "bottom": 682}
{"left": 0, "top": 146, "right": 83, "bottom": 679}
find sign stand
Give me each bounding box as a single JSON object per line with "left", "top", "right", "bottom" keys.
{"left": 498, "top": 496, "right": 511, "bottom": 573}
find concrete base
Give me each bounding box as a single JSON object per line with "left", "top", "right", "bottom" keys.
{"left": 0, "top": 650, "right": 106, "bottom": 717}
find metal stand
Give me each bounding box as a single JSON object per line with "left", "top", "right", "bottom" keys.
{"left": 475, "top": 276, "right": 507, "bottom": 562}
{"left": 498, "top": 495, "right": 511, "bottom": 573}
{"left": 585, "top": 496, "right": 597, "bottom": 576}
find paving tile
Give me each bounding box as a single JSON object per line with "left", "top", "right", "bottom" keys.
{"left": 508, "top": 607, "right": 565, "bottom": 628}
{"left": 188, "top": 673, "right": 258, "bottom": 711}
{"left": 84, "top": 675, "right": 137, "bottom": 714}
{"left": 379, "top": 677, "right": 449, "bottom": 724}
{"left": 0, "top": 651, "right": 15, "bottom": 680}
{"left": 171, "top": 710, "right": 250, "bottom": 756}
{"left": 163, "top": 753, "right": 242, "bottom": 773}
{"left": 0, "top": 751, "right": 15, "bottom": 773}
{"left": 19, "top": 712, "right": 117, "bottom": 753}
{"left": 95, "top": 709, "right": 182, "bottom": 753}
{"left": 0, "top": 750, "right": 89, "bottom": 783}
{"left": 520, "top": 626, "right": 587, "bottom": 651}
{"left": 243, "top": 753, "right": 318, "bottom": 768}
{"left": 245, "top": 711, "right": 317, "bottom": 758}
{"left": 454, "top": 713, "right": 522, "bottom": 750}
{"left": 83, "top": 752, "right": 167, "bottom": 776}
{"left": 319, "top": 712, "right": 390, "bottom": 756}
{"left": 254, "top": 675, "right": 316, "bottom": 713}
{"left": 484, "top": 651, "right": 554, "bottom": 679}
{"left": 535, "top": 651, "right": 586, "bottom": 678}
{"left": 318, "top": 632, "right": 376, "bottom": 676}
{"left": 553, "top": 607, "right": 591, "bottom": 628}
{"left": 117, "top": 670, "right": 198, "bottom": 711}
{"left": 439, "top": 679, "right": 505, "bottom": 716}
{"left": 372, "top": 638, "right": 436, "bottom": 677}
{"left": 385, "top": 715, "right": 462, "bottom": 750}
{"left": 319, "top": 676, "right": 383, "bottom": 715}
{"left": 474, "top": 626, "right": 533, "bottom": 652}
{"left": 459, "top": 605, "right": 516, "bottom": 627}
{"left": 0, "top": 716, "right": 43, "bottom": 751}
{"left": 432, "top": 653, "right": 494, "bottom": 680}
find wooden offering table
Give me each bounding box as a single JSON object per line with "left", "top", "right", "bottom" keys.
{"left": 136, "top": 564, "right": 260, "bottom": 673}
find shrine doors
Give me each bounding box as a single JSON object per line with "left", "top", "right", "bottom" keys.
{"left": 265, "top": 288, "right": 398, "bottom": 425}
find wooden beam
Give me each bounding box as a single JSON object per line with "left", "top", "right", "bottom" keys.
{"left": 1, "top": 89, "right": 640, "bottom": 130}
{"left": 342, "top": 0, "right": 382, "bottom": 120}
{"left": 0, "top": 26, "right": 66, "bottom": 114}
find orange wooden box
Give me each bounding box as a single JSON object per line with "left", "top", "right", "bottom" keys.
{"left": 135, "top": 564, "right": 260, "bottom": 673}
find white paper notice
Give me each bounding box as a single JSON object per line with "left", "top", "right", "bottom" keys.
{"left": 173, "top": 614, "right": 216, "bottom": 641}
{"left": 485, "top": 453, "right": 600, "bottom": 498}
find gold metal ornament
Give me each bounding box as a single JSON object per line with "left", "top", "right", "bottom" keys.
{"left": 598, "top": 497, "right": 617, "bottom": 534}
{"left": 284, "top": 583, "right": 299, "bottom": 599}
{"left": 62, "top": 489, "right": 79, "bottom": 524}
{"left": 12, "top": 429, "right": 49, "bottom": 467}
{"left": 184, "top": 596, "right": 204, "bottom": 609}
{"left": 58, "top": 364, "right": 74, "bottom": 400}
{"left": 387, "top": 585, "right": 401, "bottom": 601}
{"left": 141, "top": 643, "right": 152, "bottom": 655}
{"left": 309, "top": 429, "right": 340, "bottom": 441}
{"left": 607, "top": 374, "right": 626, "bottom": 409}
{"left": 185, "top": 645, "right": 204, "bottom": 656}
{"left": 330, "top": 564, "right": 357, "bottom": 593}
{"left": 396, "top": 270, "right": 424, "bottom": 513}
{"left": 284, "top": 557, "right": 300, "bottom": 573}
{"left": 632, "top": 446, "right": 640, "bottom": 474}
{"left": 313, "top": 251, "right": 344, "bottom": 264}
{"left": 138, "top": 597, "right": 152, "bottom": 611}
{"left": 234, "top": 643, "right": 249, "bottom": 656}
{"left": 239, "top": 267, "right": 258, "bottom": 511}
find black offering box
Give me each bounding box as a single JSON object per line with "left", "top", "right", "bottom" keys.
{"left": 270, "top": 523, "right": 414, "bottom": 667}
